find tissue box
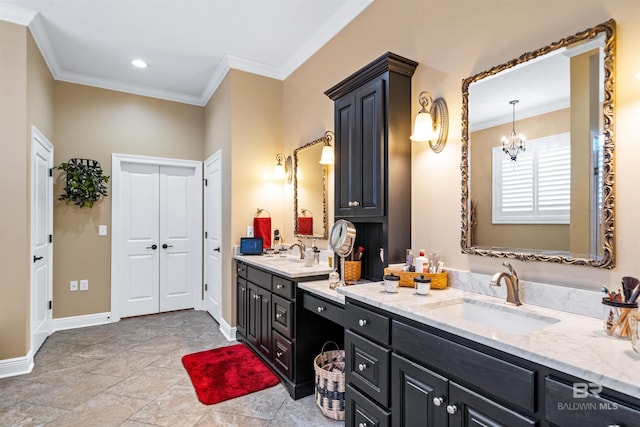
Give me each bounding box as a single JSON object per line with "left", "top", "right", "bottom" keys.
{"left": 383, "top": 269, "right": 448, "bottom": 289}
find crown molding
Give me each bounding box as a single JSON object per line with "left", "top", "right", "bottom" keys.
{"left": 0, "top": 4, "right": 37, "bottom": 26}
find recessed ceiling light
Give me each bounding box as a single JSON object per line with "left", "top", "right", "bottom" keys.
{"left": 131, "top": 59, "right": 147, "bottom": 69}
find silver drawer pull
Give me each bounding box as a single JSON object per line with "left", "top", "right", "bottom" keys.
{"left": 446, "top": 404, "right": 458, "bottom": 414}
{"left": 317, "top": 306, "right": 325, "bottom": 312}
{"left": 358, "top": 363, "right": 367, "bottom": 371}
{"left": 276, "top": 284, "right": 284, "bottom": 289}
{"left": 241, "top": 287, "right": 245, "bottom": 292}
{"left": 358, "top": 319, "right": 367, "bottom": 327}
{"left": 433, "top": 396, "right": 444, "bottom": 406}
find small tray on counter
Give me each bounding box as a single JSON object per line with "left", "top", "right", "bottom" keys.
{"left": 383, "top": 268, "right": 448, "bottom": 289}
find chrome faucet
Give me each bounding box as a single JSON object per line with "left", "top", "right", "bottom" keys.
{"left": 490, "top": 262, "right": 522, "bottom": 306}
{"left": 289, "top": 240, "right": 306, "bottom": 260}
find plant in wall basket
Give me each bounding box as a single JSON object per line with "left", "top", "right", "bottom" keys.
{"left": 55, "top": 158, "right": 110, "bottom": 208}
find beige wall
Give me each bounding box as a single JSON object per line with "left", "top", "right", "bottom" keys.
{"left": 282, "top": 0, "right": 640, "bottom": 288}
{"left": 204, "top": 70, "right": 283, "bottom": 325}
{"left": 470, "top": 109, "right": 571, "bottom": 250}
{"left": 53, "top": 82, "right": 204, "bottom": 318}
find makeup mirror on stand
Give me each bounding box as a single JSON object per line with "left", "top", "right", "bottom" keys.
{"left": 329, "top": 219, "right": 356, "bottom": 287}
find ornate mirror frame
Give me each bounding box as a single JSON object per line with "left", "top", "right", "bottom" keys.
{"left": 293, "top": 131, "right": 332, "bottom": 240}
{"left": 460, "top": 19, "right": 616, "bottom": 268}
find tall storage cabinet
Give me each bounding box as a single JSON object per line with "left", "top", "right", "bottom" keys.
{"left": 325, "top": 52, "right": 417, "bottom": 280}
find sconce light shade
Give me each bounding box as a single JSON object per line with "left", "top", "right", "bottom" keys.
{"left": 410, "top": 91, "right": 449, "bottom": 153}
{"left": 319, "top": 130, "right": 335, "bottom": 165}
{"left": 274, "top": 153, "right": 293, "bottom": 183}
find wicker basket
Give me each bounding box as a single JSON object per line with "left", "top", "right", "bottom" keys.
{"left": 314, "top": 342, "right": 345, "bottom": 420}
{"left": 344, "top": 261, "right": 361, "bottom": 281}
{"left": 383, "top": 268, "right": 448, "bottom": 289}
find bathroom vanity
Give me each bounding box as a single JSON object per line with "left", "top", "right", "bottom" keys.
{"left": 234, "top": 254, "right": 343, "bottom": 399}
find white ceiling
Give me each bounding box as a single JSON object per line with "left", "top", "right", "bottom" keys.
{"left": 0, "top": 0, "right": 373, "bottom": 106}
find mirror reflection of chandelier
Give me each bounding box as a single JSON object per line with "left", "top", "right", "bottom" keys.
{"left": 502, "top": 99, "right": 526, "bottom": 162}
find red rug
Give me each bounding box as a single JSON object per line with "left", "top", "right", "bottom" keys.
{"left": 181, "top": 344, "right": 279, "bottom": 405}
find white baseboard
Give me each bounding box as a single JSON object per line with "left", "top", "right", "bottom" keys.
{"left": 52, "top": 312, "right": 113, "bottom": 332}
{"left": 219, "top": 317, "right": 237, "bottom": 342}
{"left": 0, "top": 351, "right": 34, "bottom": 379}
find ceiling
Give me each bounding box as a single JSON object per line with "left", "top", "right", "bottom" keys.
{"left": 0, "top": 0, "right": 373, "bottom": 106}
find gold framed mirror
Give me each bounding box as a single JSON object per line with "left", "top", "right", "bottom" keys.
{"left": 293, "top": 131, "right": 332, "bottom": 239}
{"left": 461, "top": 20, "right": 616, "bottom": 268}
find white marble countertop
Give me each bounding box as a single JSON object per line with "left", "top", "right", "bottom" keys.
{"left": 327, "top": 282, "right": 640, "bottom": 400}
{"left": 234, "top": 254, "right": 334, "bottom": 278}
{"left": 297, "top": 280, "right": 345, "bottom": 305}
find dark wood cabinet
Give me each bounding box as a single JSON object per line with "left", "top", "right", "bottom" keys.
{"left": 235, "top": 261, "right": 341, "bottom": 400}
{"left": 326, "top": 52, "right": 417, "bottom": 280}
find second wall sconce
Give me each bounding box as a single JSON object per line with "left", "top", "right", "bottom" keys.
{"left": 274, "top": 153, "right": 292, "bottom": 184}
{"left": 319, "top": 130, "right": 335, "bottom": 165}
{"left": 410, "top": 90, "right": 449, "bottom": 153}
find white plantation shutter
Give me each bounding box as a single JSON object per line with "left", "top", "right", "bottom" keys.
{"left": 493, "top": 132, "right": 570, "bottom": 224}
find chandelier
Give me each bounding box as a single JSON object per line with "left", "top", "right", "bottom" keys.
{"left": 502, "top": 100, "right": 526, "bottom": 162}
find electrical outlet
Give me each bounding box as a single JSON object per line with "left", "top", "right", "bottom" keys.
{"left": 79, "top": 279, "right": 89, "bottom": 291}
{"left": 70, "top": 280, "right": 78, "bottom": 291}
{"left": 98, "top": 225, "right": 107, "bottom": 236}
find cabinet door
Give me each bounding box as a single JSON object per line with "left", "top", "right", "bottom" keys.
{"left": 448, "top": 382, "right": 537, "bottom": 427}
{"left": 247, "top": 282, "right": 260, "bottom": 346}
{"left": 391, "top": 354, "right": 448, "bottom": 427}
{"left": 346, "top": 384, "right": 391, "bottom": 427}
{"left": 335, "top": 92, "right": 359, "bottom": 217}
{"left": 236, "top": 278, "right": 248, "bottom": 337}
{"left": 355, "top": 78, "right": 384, "bottom": 218}
{"left": 257, "top": 287, "right": 272, "bottom": 359}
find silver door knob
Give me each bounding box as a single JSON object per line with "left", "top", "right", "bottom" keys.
{"left": 446, "top": 404, "right": 458, "bottom": 414}
{"left": 433, "top": 396, "right": 444, "bottom": 406}
{"left": 358, "top": 363, "right": 367, "bottom": 371}
{"left": 358, "top": 319, "right": 367, "bottom": 327}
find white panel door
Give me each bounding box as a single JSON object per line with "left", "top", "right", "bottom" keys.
{"left": 31, "top": 127, "right": 53, "bottom": 354}
{"left": 204, "top": 151, "right": 222, "bottom": 323}
{"left": 159, "top": 165, "right": 199, "bottom": 312}
{"left": 119, "top": 163, "right": 161, "bottom": 318}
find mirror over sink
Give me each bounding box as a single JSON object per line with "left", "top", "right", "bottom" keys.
{"left": 293, "top": 131, "right": 332, "bottom": 240}
{"left": 461, "top": 20, "right": 616, "bottom": 268}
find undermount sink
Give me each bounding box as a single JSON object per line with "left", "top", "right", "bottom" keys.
{"left": 419, "top": 297, "right": 560, "bottom": 335}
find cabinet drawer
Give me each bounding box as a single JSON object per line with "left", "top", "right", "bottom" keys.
{"left": 236, "top": 261, "right": 248, "bottom": 279}
{"left": 247, "top": 266, "right": 271, "bottom": 290}
{"left": 545, "top": 377, "right": 640, "bottom": 427}
{"left": 272, "top": 330, "right": 293, "bottom": 380}
{"left": 392, "top": 320, "right": 536, "bottom": 413}
{"left": 346, "top": 384, "right": 390, "bottom": 427}
{"left": 346, "top": 330, "right": 391, "bottom": 407}
{"left": 272, "top": 276, "right": 294, "bottom": 299}
{"left": 346, "top": 302, "right": 390, "bottom": 345}
{"left": 303, "top": 293, "right": 345, "bottom": 326}
{"left": 272, "top": 294, "right": 294, "bottom": 339}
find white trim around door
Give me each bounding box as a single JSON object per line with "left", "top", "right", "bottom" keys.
{"left": 111, "top": 153, "right": 202, "bottom": 322}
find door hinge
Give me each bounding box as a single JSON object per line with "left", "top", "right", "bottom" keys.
{"left": 205, "top": 283, "right": 208, "bottom": 291}
{"left": 49, "top": 234, "right": 53, "bottom": 244}
{"left": 205, "top": 231, "right": 208, "bottom": 238}
{"left": 49, "top": 168, "right": 53, "bottom": 177}
{"left": 48, "top": 300, "right": 52, "bottom": 310}
{"left": 204, "top": 178, "right": 208, "bottom": 186}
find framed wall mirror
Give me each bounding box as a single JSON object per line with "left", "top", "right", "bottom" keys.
{"left": 293, "top": 131, "right": 332, "bottom": 239}
{"left": 461, "top": 20, "right": 616, "bottom": 268}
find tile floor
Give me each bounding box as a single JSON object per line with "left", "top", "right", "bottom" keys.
{"left": 0, "top": 310, "right": 345, "bottom": 426}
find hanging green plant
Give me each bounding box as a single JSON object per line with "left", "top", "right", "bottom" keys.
{"left": 55, "top": 158, "right": 110, "bottom": 208}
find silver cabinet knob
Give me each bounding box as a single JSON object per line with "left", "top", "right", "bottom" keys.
{"left": 607, "top": 425, "right": 621, "bottom": 427}
{"left": 353, "top": 200, "right": 360, "bottom": 207}
{"left": 276, "top": 284, "right": 284, "bottom": 289}
{"left": 276, "top": 351, "right": 283, "bottom": 357}
{"left": 446, "top": 404, "right": 458, "bottom": 414}
{"left": 358, "top": 319, "right": 367, "bottom": 327}
{"left": 276, "top": 312, "right": 285, "bottom": 319}
{"left": 317, "top": 306, "right": 325, "bottom": 312}
{"left": 358, "top": 423, "right": 367, "bottom": 427}
{"left": 358, "top": 363, "right": 367, "bottom": 371}
{"left": 433, "top": 396, "right": 444, "bottom": 406}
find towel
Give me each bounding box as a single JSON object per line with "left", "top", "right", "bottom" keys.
{"left": 253, "top": 217, "right": 271, "bottom": 249}
{"left": 297, "top": 217, "right": 313, "bottom": 235}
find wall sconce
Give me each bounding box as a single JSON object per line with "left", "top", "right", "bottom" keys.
{"left": 319, "top": 130, "right": 335, "bottom": 165}
{"left": 410, "top": 91, "right": 449, "bottom": 153}
{"left": 501, "top": 99, "right": 526, "bottom": 162}
{"left": 274, "top": 153, "right": 292, "bottom": 183}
